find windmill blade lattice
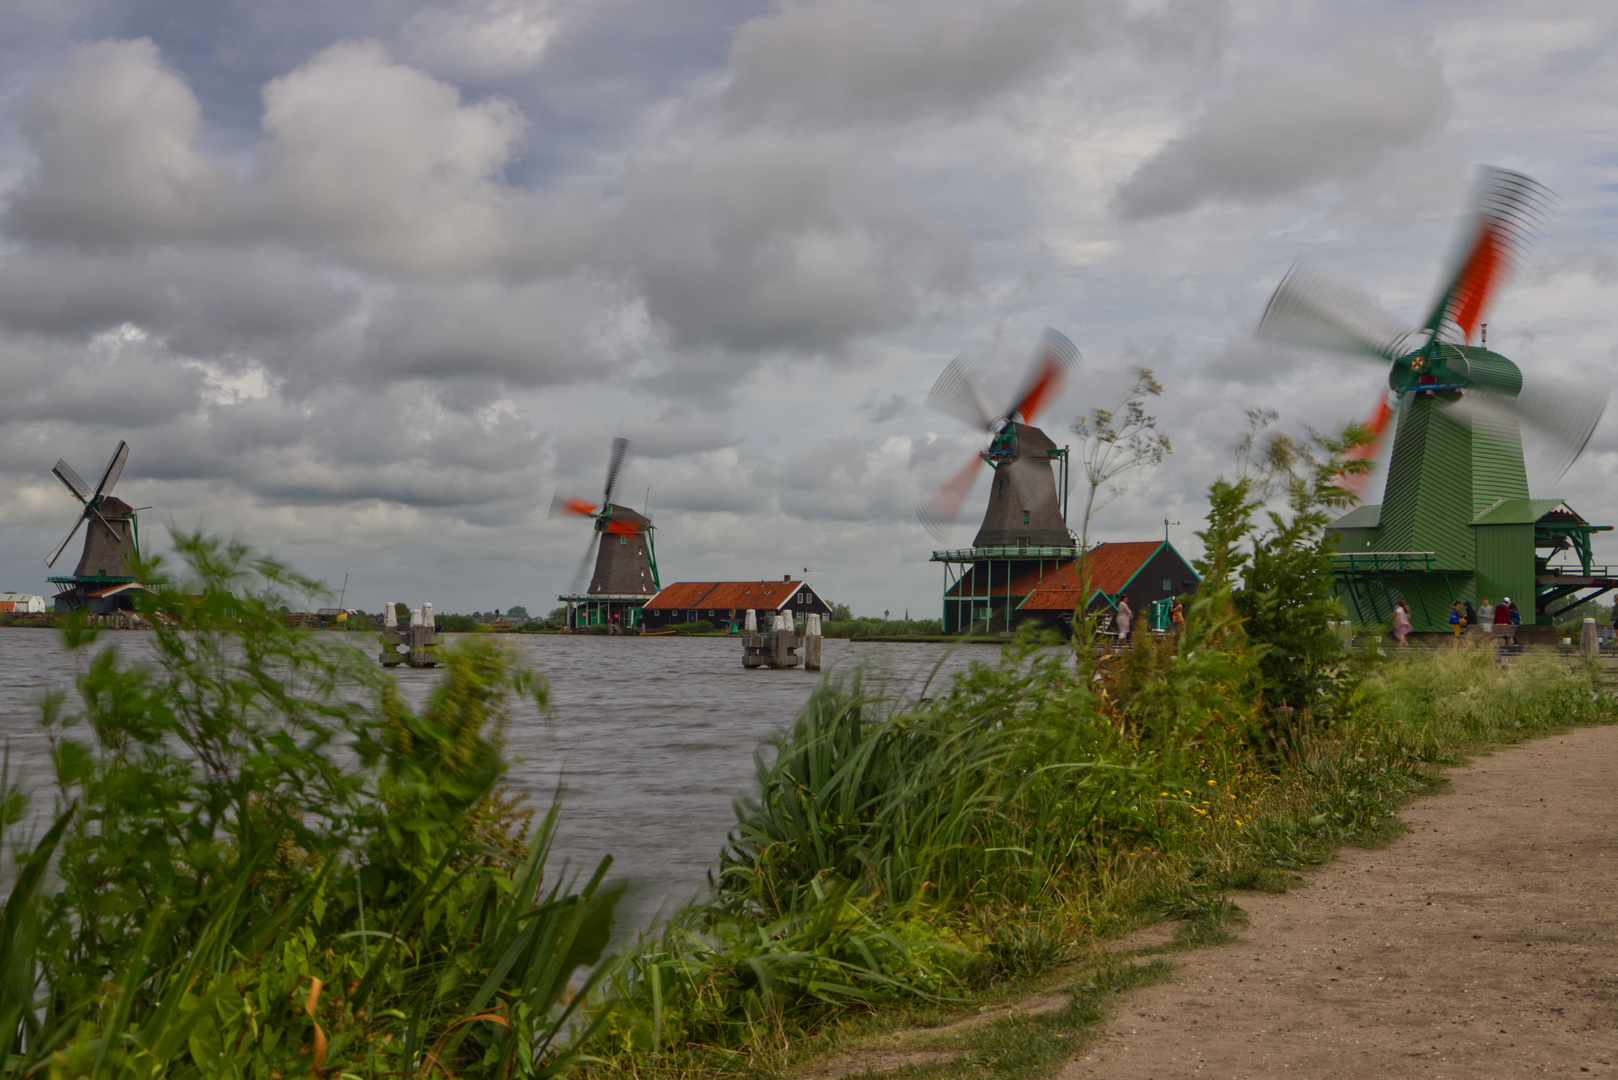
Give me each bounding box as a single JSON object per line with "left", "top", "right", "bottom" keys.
{"left": 94, "top": 441, "right": 129, "bottom": 500}
{"left": 45, "top": 516, "right": 86, "bottom": 569}
{"left": 51, "top": 460, "right": 91, "bottom": 502}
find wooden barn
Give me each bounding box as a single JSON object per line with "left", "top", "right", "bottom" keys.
{"left": 1012, "top": 540, "right": 1199, "bottom": 635}
{"left": 641, "top": 577, "right": 832, "bottom": 632}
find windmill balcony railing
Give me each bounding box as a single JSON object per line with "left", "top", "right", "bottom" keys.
{"left": 1329, "top": 551, "right": 1451, "bottom": 575}
{"left": 930, "top": 545, "right": 1079, "bottom": 562}
{"left": 1537, "top": 564, "right": 1618, "bottom": 579}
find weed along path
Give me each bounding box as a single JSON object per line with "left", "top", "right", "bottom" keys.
{"left": 1063, "top": 724, "right": 1618, "bottom": 1079}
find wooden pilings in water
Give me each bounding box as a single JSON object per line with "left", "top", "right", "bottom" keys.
{"left": 742, "top": 609, "right": 822, "bottom": 670}
{"left": 380, "top": 602, "right": 440, "bottom": 667}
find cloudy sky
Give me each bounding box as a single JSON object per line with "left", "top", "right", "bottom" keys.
{"left": 0, "top": 0, "right": 1615, "bottom": 616}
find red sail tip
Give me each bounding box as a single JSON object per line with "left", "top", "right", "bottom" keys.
{"left": 564, "top": 498, "right": 598, "bottom": 517}
{"left": 1336, "top": 394, "right": 1394, "bottom": 496}
{"left": 1450, "top": 223, "right": 1505, "bottom": 344}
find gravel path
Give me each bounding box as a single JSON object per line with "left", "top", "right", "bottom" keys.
{"left": 1063, "top": 725, "right": 1618, "bottom": 1078}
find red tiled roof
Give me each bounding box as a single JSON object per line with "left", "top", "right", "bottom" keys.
{"left": 1015, "top": 542, "right": 1165, "bottom": 612}
{"left": 644, "top": 581, "right": 810, "bottom": 611}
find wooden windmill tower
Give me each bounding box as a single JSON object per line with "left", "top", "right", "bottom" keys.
{"left": 1257, "top": 168, "right": 1611, "bottom": 632}
{"left": 551, "top": 437, "right": 661, "bottom": 630}
{"left": 44, "top": 440, "right": 152, "bottom": 613}
{"left": 919, "top": 330, "right": 1079, "bottom": 633}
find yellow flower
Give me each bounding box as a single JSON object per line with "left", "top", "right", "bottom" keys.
{"left": 1207, "top": 779, "right": 1217, "bottom": 786}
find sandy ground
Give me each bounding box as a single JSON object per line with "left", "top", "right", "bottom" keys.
{"left": 1063, "top": 724, "right": 1618, "bottom": 1079}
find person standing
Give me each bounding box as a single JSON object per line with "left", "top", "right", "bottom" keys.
{"left": 1495, "top": 597, "right": 1512, "bottom": 644}
{"left": 1508, "top": 599, "right": 1522, "bottom": 645}
{"left": 1450, "top": 600, "right": 1465, "bottom": 639}
{"left": 1392, "top": 599, "right": 1412, "bottom": 646}
{"left": 1170, "top": 597, "right": 1185, "bottom": 634}
{"left": 1114, "top": 597, "right": 1133, "bottom": 647}
{"left": 1478, "top": 597, "right": 1494, "bottom": 640}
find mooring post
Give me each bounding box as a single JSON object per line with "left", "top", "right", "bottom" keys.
{"left": 742, "top": 608, "right": 761, "bottom": 667}
{"left": 380, "top": 601, "right": 401, "bottom": 666}
{"left": 804, "top": 612, "right": 822, "bottom": 671}
{"left": 1581, "top": 617, "right": 1599, "bottom": 658}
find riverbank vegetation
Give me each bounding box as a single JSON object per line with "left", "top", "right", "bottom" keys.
{"left": 3, "top": 428, "right": 1615, "bottom": 1078}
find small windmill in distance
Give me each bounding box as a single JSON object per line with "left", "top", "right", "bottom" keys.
{"left": 45, "top": 440, "right": 152, "bottom": 614}
{"left": 551, "top": 437, "right": 661, "bottom": 631}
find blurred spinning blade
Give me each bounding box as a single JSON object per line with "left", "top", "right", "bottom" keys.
{"left": 568, "top": 532, "right": 602, "bottom": 594}
{"left": 1337, "top": 391, "right": 1396, "bottom": 497}
{"left": 924, "top": 353, "right": 998, "bottom": 433}
{"left": 1448, "top": 376, "right": 1607, "bottom": 486}
{"left": 1256, "top": 264, "right": 1415, "bottom": 364}
{"left": 601, "top": 436, "right": 630, "bottom": 508}
{"left": 916, "top": 452, "right": 986, "bottom": 541}
{"left": 1008, "top": 328, "right": 1080, "bottom": 423}
{"left": 549, "top": 493, "right": 599, "bottom": 519}
{"left": 914, "top": 328, "right": 1081, "bottom": 538}
{"left": 1423, "top": 168, "right": 1552, "bottom": 343}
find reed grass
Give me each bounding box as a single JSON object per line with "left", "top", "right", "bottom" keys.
{"left": 580, "top": 637, "right": 1617, "bottom": 1079}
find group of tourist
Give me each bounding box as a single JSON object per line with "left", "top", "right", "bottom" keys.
{"left": 1390, "top": 596, "right": 1521, "bottom": 646}
{"left": 1109, "top": 595, "right": 1184, "bottom": 647}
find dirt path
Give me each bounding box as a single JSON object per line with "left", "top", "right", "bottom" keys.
{"left": 1062, "top": 725, "right": 1618, "bottom": 1079}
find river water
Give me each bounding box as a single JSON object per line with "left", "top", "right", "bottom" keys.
{"left": 0, "top": 629, "right": 988, "bottom": 930}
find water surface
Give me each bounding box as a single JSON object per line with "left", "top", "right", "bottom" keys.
{"left": 0, "top": 628, "right": 988, "bottom": 929}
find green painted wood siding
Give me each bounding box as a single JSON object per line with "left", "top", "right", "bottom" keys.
{"left": 1473, "top": 523, "right": 1534, "bottom": 612}
{"left": 1376, "top": 395, "right": 1476, "bottom": 569}
{"left": 1470, "top": 415, "right": 1529, "bottom": 516}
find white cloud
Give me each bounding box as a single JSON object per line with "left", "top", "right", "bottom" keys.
{"left": 4, "top": 38, "right": 234, "bottom": 246}
{"left": 615, "top": 131, "right": 972, "bottom": 354}
{"left": 398, "top": 0, "right": 562, "bottom": 79}
{"left": 260, "top": 40, "right": 529, "bottom": 274}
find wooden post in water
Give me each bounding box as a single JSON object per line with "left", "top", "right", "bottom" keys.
{"left": 742, "top": 607, "right": 803, "bottom": 669}
{"left": 380, "top": 601, "right": 441, "bottom": 667}
{"left": 804, "top": 612, "right": 822, "bottom": 671}
{"left": 1581, "top": 617, "right": 1599, "bottom": 658}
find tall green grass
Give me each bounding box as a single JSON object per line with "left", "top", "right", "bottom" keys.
{"left": 0, "top": 534, "right": 622, "bottom": 1078}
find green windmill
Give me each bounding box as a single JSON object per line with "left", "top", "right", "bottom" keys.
{"left": 1256, "top": 168, "right": 1611, "bottom": 633}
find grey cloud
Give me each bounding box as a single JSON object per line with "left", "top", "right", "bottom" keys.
{"left": 0, "top": 332, "right": 206, "bottom": 427}
{"left": 0, "top": 247, "right": 356, "bottom": 356}
{"left": 616, "top": 132, "right": 971, "bottom": 354}
{"left": 778, "top": 435, "right": 919, "bottom": 522}
{"left": 623, "top": 416, "right": 737, "bottom": 459}
{"left": 723, "top": 0, "right": 1227, "bottom": 129}
{"left": 4, "top": 38, "right": 237, "bottom": 248}
{"left": 863, "top": 392, "right": 908, "bottom": 423}
{"left": 1114, "top": 38, "right": 1449, "bottom": 220}
{"left": 0, "top": 250, "right": 169, "bottom": 335}
{"left": 362, "top": 276, "right": 619, "bottom": 385}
